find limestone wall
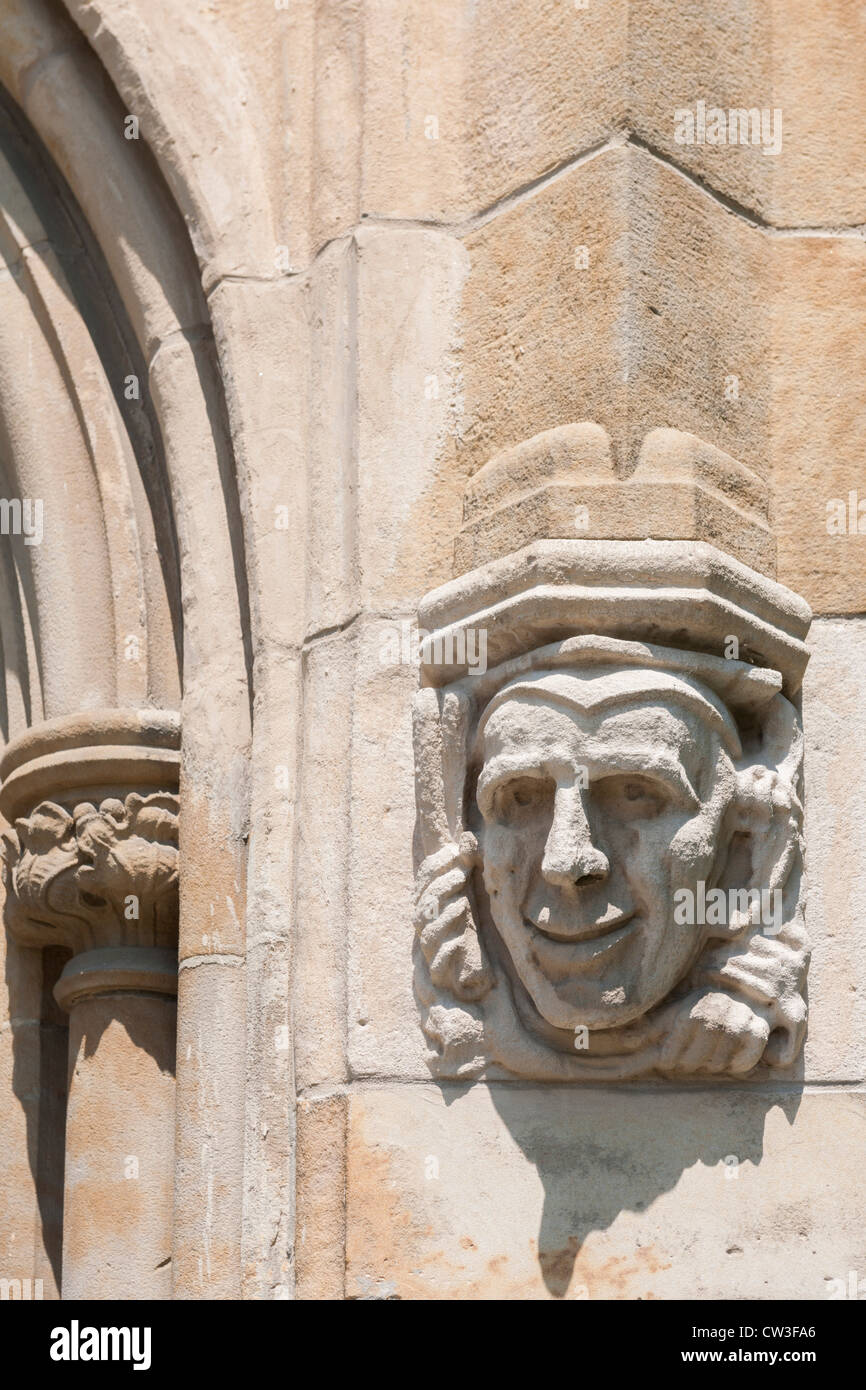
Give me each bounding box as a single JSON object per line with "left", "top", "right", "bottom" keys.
{"left": 0, "top": 0, "right": 864, "bottom": 1302}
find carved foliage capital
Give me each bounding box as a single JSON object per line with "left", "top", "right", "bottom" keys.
{"left": 2, "top": 792, "right": 179, "bottom": 957}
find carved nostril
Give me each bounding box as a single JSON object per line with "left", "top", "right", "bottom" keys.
{"left": 570, "top": 843, "right": 610, "bottom": 885}
{"left": 542, "top": 851, "right": 609, "bottom": 889}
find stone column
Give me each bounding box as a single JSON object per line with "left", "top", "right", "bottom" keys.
{"left": 0, "top": 712, "right": 180, "bottom": 1300}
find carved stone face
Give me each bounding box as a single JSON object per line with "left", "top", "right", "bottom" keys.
{"left": 475, "top": 672, "right": 738, "bottom": 1032}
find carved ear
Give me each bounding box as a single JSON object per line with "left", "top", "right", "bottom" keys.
{"left": 694, "top": 692, "right": 808, "bottom": 1070}
{"left": 735, "top": 693, "right": 803, "bottom": 903}
{"left": 413, "top": 686, "right": 473, "bottom": 851}
{"left": 412, "top": 686, "right": 493, "bottom": 1002}
{"left": 413, "top": 687, "right": 452, "bottom": 856}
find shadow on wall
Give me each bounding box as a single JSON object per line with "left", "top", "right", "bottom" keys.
{"left": 5, "top": 935, "right": 178, "bottom": 1296}
{"left": 484, "top": 1077, "right": 804, "bottom": 1298}
{"left": 5, "top": 940, "right": 69, "bottom": 1293}
{"left": 0, "top": 83, "right": 184, "bottom": 724}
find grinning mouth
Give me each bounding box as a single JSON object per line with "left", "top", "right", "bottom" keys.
{"left": 527, "top": 905, "right": 635, "bottom": 944}
{"left": 523, "top": 911, "right": 639, "bottom": 977}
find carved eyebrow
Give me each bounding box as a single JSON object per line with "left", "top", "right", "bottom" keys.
{"left": 476, "top": 756, "right": 550, "bottom": 814}
{"left": 476, "top": 750, "right": 700, "bottom": 812}
{"left": 595, "top": 753, "right": 700, "bottom": 808}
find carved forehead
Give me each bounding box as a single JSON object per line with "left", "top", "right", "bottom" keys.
{"left": 475, "top": 667, "right": 742, "bottom": 759}
{"left": 481, "top": 693, "right": 697, "bottom": 752}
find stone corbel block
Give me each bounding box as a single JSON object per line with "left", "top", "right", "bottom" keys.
{"left": 413, "top": 431, "right": 811, "bottom": 1084}
{"left": 455, "top": 423, "right": 775, "bottom": 577}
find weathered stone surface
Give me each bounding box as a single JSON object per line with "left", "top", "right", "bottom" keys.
{"left": 293, "top": 629, "right": 352, "bottom": 1091}
{"left": 354, "top": 225, "right": 469, "bottom": 611}
{"left": 362, "top": 0, "right": 627, "bottom": 224}
{"left": 0, "top": 926, "right": 62, "bottom": 1301}
{"left": 800, "top": 618, "right": 866, "bottom": 1083}
{"left": 458, "top": 144, "right": 775, "bottom": 487}
{"left": 632, "top": 1, "right": 866, "bottom": 227}
{"left": 460, "top": 146, "right": 629, "bottom": 476}
{"left": 0, "top": 0, "right": 863, "bottom": 1310}
{"left": 295, "top": 1094, "right": 346, "bottom": 1301}
{"left": 346, "top": 618, "right": 430, "bottom": 1081}
{"left": 345, "top": 1084, "right": 866, "bottom": 1300}
{"left": 456, "top": 423, "right": 774, "bottom": 575}
{"left": 295, "top": 617, "right": 429, "bottom": 1087}
{"left": 627, "top": 147, "right": 770, "bottom": 478}
{"left": 770, "top": 235, "right": 866, "bottom": 614}
{"left": 173, "top": 953, "right": 245, "bottom": 1300}
{"left": 61, "top": 991, "right": 175, "bottom": 1301}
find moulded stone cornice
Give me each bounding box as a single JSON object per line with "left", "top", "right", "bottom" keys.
{"left": 456, "top": 423, "right": 775, "bottom": 576}
{"left": 53, "top": 945, "right": 179, "bottom": 1010}
{"left": 0, "top": 708, "right": 181, "bottom": 822}
{"left": 417, "top": 538, "right": 812, "bottom": 697}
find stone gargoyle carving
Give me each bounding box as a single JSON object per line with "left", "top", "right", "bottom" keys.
{"left": 412, "top": 533, "right": 812, "bottom": 1081}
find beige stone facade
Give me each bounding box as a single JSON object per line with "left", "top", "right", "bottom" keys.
{"left": 0, "top": 0, "right": 864, "bottom": 1303}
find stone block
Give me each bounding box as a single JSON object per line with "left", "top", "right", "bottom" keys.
{"left": 361, "top": 0, "right": 628, "bottom": 223}
{"left": 800, "top": 617, "right": 866, "bottom": 1083}
{"left": 345, "top": 1083, "right": 866, "bottom": 1299}
{"left": 770, "top": 236, "right": 866, "bottom": 614}
{"left": 456, "top": 422, "right": 773, "bottom": 575}
{"left": 632, "top": 0, "right": 866, "bottom": 227}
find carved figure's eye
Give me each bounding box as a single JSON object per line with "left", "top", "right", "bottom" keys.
{"left": 495, "top": 776, "right": 552, "bottom": 820}
{"left": 624, "top": 781, "right": 649, "bottom": 801}
{"left": 594, "top": 775, "right": 668, "bottom": 820}
{"left": 80, "top": 890, "right": 107, "bottom": 908}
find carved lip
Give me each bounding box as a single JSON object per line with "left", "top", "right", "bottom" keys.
{"left": 524, "top": 911, "right": 638, "bottom": 972}
{"left": 527, "top": 906, "right": 635, "bottom": 944}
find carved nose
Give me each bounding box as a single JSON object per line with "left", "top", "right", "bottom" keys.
{"left": 541, "top": 785, "right": 609, "bottom": 889}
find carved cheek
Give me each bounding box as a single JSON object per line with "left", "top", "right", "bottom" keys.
{"left": 483, "top": 819, "right": 543, "bottom": 903}
{"left": 612, "top": 817, "right": 695, "bottom": 906}
{"left": 598, "top": 816, "right": 651, "bottom": 880}
{"left": 666, "top": 812, "right": 724, "bottom": 883}
{"left": 614, "top": 823, "right": 667, "bottom": 900}
{"left": 481, "top": 823, "right": 520, "bottom": 890}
